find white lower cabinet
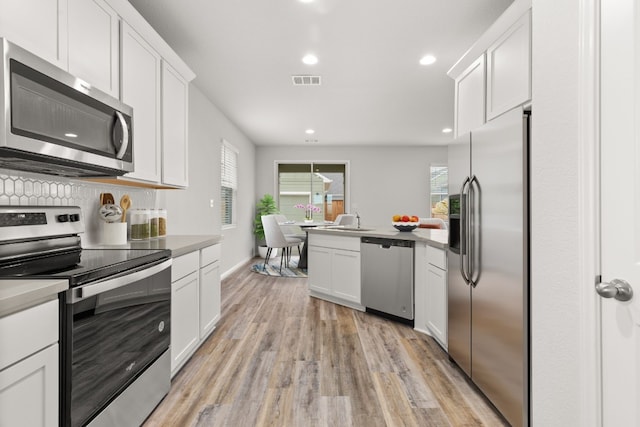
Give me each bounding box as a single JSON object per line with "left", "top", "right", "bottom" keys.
{"left": 308, "top": 234, "right": 361, "bottom": 308}
{"left": 425, "top": 245, "right": 448, "bottom": 349}
{"left": 171, "top": 244, "right": 221, "bottom": 377}
{"left": 0, "top": 299, "right": 59, "bottom": 427}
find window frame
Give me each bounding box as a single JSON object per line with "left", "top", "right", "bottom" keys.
{"left": 221, "top": 139, "right": 238, "bottom": 229}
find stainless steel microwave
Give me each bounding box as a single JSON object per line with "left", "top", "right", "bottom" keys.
{"left": 0, "top": 38, "right": 133, "bottom": 177}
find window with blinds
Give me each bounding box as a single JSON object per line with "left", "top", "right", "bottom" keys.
{"left": 221, "top": 140, "right": 238, "bottom": 227}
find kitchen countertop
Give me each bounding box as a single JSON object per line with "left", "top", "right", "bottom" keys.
{"left": 0, "top": 278, "right": 68, "bottom": 318}
{"left": 307, "top": 226, "right": 448, "bottom": 248}
{"left": 87, "top": 234, "right": 223, "bottom": 258}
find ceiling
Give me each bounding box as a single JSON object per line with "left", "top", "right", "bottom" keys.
{"left": 128, "top": 0, "right": 513, "bottom": 146}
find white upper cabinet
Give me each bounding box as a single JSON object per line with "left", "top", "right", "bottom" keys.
{"left": 448, "top": 0, "right": 531, "bottom": 134}
{"left": 0, "top": 0, "right": 67, "bottom": 68}
{"left": 121, "top": 22, "right": 162, "bottom": 183}
{"left": 486, "top": 10, "right": 531, "bottom": 120}
{"left": 67, "top": 0, "right": 119, "bottom": 97}
{"left": 454, "top": 55, "right": 485, "bottom": 136}
{"left": 162, "top": 62, "right": 189, "bottom": 187}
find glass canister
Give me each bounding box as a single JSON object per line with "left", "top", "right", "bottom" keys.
{"left": 129, "top": 208, "right": 150, "bottom": 240}
{"left": 157, "top": 208, "right": 167, "bottom": 237}
{"left": 149, "top": 209, "right": 159, "bottom": 238}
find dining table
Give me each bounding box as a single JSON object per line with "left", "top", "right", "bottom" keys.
{"left": 278, "top": 220, "right": 325, "bottom": 269}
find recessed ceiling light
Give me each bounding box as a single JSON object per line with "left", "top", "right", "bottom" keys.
{"left": 299, "top": 0, "right": 314, "bottom": 3}
{"left": 442, "top": 128, "right": 453, "bottom": 134}
{"left": 302, "top": 54, "right": 318, "bottom": 65}
{"left": 65, "top": 133, "right": 78, "bottom": 138}
{"left": 305, "top": 129, "right": 315, "bottom": 135}
{"left": 419, "top": 55, "right": 437, "bottom": 66}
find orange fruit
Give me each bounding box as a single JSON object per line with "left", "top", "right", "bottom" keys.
{"left": 392, "top": 214, "right": 401, "bottom": 222}
{"left": 411, "top": 215, "right": 419, "bottom": 222}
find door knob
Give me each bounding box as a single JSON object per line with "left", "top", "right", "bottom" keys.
{"left": 596, "top": 278, "right": 633, "bottom": 302}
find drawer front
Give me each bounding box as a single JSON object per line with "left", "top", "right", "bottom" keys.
{"left": 308, "top": 234, "right": 360, "bottom": 252}
{"left": 172, "top": 251, "right": 199, "bottom": 282}
{"left": 426, "top": 245, "right": 447, "bottom": 270}
{"left": 0, "top": 299, "right": 58, "bottom": 370}
{"left": 200, "top": 244, "right": 221, "bottom": 267}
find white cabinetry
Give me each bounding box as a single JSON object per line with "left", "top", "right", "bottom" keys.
{"left": 121, "top": 22, "right": 162, "bottom": 184}
{"left": 454, "top": 55, "right": 485, "bottom": 136}
{"left": 448, "top": 0, "right": 531, "bottom": 136}
{"left": 0, "top": 300, "right": 59, "bottom": 427}
{"left": 425, "top": 246, "right": 447, "bottom": 349}
{"left": 161, "top": 62, "right": 189, "bottom": 187}
{"left": 308, "top": 234, "right": 362, "bottom": 309}
{"left": 0, "top": 0, "right": 66, "bottom": 68}
{"left": 170, "top": 251, "right": 200, "bottom": 375}
{"left": 67, "top": 0, "right": 119, "bottom": 97}
{"left": 199, "top": 244, "right": 221, "bottom": 339}
{"left": 486, "top": 10, "right": 531, "bottom": 120}
{"left": 170, "top": 244, "right": 221, "bottom": 377}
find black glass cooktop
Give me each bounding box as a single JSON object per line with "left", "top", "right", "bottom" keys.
{"left": 1, "top": 248, "right": 171, "bottom": 287}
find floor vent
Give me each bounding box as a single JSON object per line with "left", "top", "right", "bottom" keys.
{"left": 292, "top": 75, "right": 321, "bottom": 86}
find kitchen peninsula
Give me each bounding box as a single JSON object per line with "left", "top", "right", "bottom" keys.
{"left": 305, "top": 226, "right": 449, "bottom": 348}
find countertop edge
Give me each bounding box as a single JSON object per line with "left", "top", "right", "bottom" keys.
{"left": 0, "top": 279, "right": 68, "bottom": 318}
{"left": 306, "top": 227, "right": 448, "bottom": 248}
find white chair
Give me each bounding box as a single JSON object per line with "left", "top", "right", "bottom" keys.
{"left": 274, "top": 214, "right": 306, "bottom": 240}
{"left": 261, "top": 215, "right": 303, "bottom": 273}
{"left": 334, "top": 214, "right": 356, "bottom": 226}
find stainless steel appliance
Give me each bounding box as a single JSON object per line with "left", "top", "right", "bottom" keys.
{"left": 361, "top": 236, "right": 414, "bottom": 323}
{"left": 0, "top": 38, "right": 133, "bottom": 177}
{"left": 0, "top": 206, "right": 171, "bottom": 427}
{"left": 448, "top": 107, "right": 530, "bottom": 427}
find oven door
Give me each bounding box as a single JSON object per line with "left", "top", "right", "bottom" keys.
{"left": 60, "top": 259, "right": 171, "bottom": 427}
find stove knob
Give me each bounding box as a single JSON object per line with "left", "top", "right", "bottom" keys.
{"left": 70, "top": 214, "right": 80, "bottom": 222}
{"left": 57, "top": 214, "right": 69, "bottom": 222}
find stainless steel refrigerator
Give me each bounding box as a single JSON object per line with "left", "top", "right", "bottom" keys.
{"left": 447, "top": 107, "right": 529, "bottom": 427}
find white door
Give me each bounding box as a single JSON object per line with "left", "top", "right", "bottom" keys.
{"left": 600, "top": 0, "right": 640, "bottom": 425}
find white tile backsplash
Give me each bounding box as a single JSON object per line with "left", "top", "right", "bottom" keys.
{"left": 0, "top": 169, "right": 157, "bottom": 245}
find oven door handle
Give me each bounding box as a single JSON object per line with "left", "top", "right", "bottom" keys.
{"left": 75, "top": 259, "right": 172, "bottom": 301}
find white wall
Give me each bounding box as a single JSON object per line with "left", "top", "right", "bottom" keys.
{"left": 255, "top": 145, "right": 448, "bottom": 227}
{"left": 159, "top": 85, "right": 256, "bottom": 275}
{"left": 530, "top": 0, "right": 583, "bottom": 424}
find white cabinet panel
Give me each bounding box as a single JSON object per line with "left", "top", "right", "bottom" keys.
{"left": 0, "top": 344, "right": 58, "bottom": 427}
{"left": 332, "top": 249, "right": 360, "bottom": 303}
{"left": 161, "top": 62, "right": 189, "bottom": 187}
{"left": 170, "top": 271, "right": 199, "bottom": 375}
{"left": 199, "top": 260, "right": 220, "bottom": 340}
{"left": 0, "top": 0, "right": 66, "bottom": 68}
{"left": 486, "top": 10, "right": 531, "bottom": 120}
{"left": 308, "top": 246, "right": 333, "bottom": 295}
{"left": 426, "top": 264, "right": 447, "bottom": 348}
{"left": 455, "top": 55, "right": 485, "bottom": 136}
{"left": 67, "top": 0, "right": 119, "bottom": 97}
{"left": 121, "top": 22, "right": 161, "bottom": 183}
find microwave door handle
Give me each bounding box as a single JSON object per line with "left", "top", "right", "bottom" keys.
{"left": 72, "top": 259, "right": 172, "bottom": 302}
{"left": 114, "top": 111, "right": 130, "bottom": 159}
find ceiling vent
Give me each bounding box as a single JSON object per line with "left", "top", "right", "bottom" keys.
{"left": 292, "top": 75, "right": 321, "bottom": 86}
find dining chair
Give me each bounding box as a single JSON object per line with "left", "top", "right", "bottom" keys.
{"left": 334, "top": 214, "right": 356, "bottom": 226}
{"left": 274, "top": 214, "right": 306, "bottom": 240}
{"left": 261, "top": 215, "right": 304, "bottom": 273}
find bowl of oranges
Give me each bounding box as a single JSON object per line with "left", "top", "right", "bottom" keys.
{"left": 392, "top": 215, "right": 420, "bottom": 232}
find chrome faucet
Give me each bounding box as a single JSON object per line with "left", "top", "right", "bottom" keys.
{"left": 355, "top": 211, "right": 361, "bottom": 229}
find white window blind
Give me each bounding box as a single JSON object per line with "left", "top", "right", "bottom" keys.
{"left": 221, "top": 140, "right": 238, "bottom": 226}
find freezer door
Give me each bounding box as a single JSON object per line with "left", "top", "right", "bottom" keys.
{"left": 470, "top": 107, "right": 528, "bottom": 427}
{"left": 447, "top": 132, "right": 472, "bottom": 375}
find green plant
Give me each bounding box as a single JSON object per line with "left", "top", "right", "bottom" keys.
{"left": 254, "top": 193, "right": 278, "bottom": 242}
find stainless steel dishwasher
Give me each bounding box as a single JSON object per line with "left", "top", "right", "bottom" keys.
{"left": 360, "top": 236, "right": 414, "bottom": 323}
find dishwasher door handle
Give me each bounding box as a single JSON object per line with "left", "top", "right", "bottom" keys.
{"left": 379, "top": 244, "right": 391, "bottom": 249}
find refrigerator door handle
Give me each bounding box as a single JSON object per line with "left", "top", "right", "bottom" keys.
{"left": 459, "top": 176, "right": 471, "bottom": 285}
{"left": 469, "top": 175, "right": 481, "bottom": 287}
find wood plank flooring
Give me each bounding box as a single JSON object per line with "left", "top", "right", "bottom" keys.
{"left": 144, "top": 258, "right": 508, "bottom": 427}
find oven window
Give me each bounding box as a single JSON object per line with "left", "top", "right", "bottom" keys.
{"left": 66, "top": 267, "right": 170, "bottom": 426}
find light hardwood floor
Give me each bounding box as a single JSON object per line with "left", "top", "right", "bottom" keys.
{"left": 144, "top": 258, "right": 507, "bottom": 427}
